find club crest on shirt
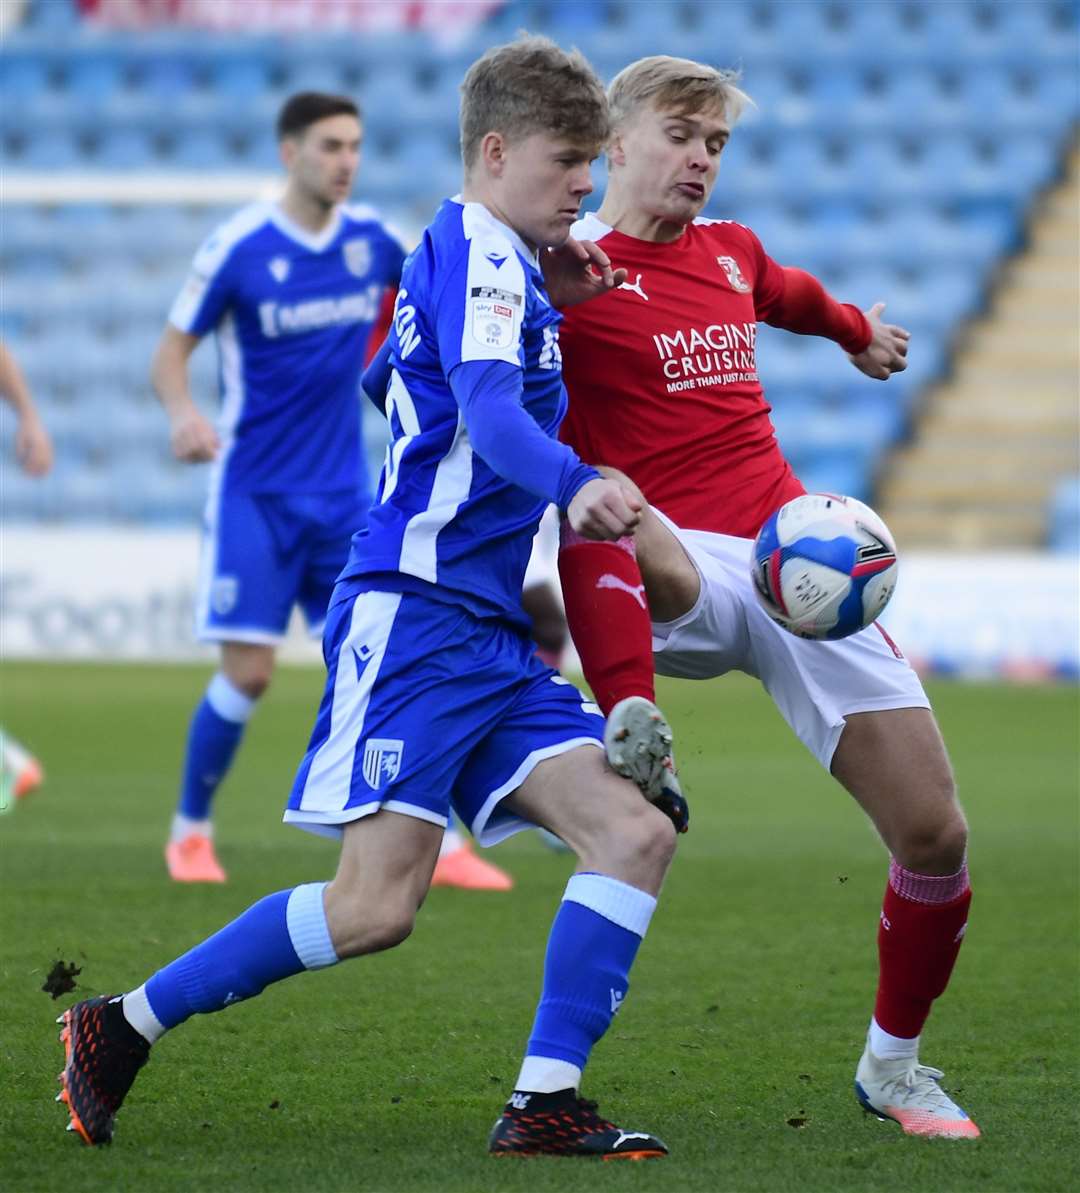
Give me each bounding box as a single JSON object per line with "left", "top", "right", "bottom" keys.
{"left": 343, "top": 237, "right": 372, "bottom": 277}
{"left": 210, "top": 576, "right": 238, "bottom": 616}
{"left": 716, "top": 255, "right": 751, "bottom": 292}
{"left": 362, "top": 738, "right": 404, "bottom": 789}
{"left": 267, "top": 256, "right": 290, "bottom": 283}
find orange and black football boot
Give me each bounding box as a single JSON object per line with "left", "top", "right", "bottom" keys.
{"left": 489, "top": 1088, "right": 668, "bottom": 1159}
{"left": 56, "top": 995, "right": 150, "bottom": 1145}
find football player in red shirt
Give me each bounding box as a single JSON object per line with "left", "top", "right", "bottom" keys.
{"left": 554, "top": 55, "right": 979, "bottom": 1139}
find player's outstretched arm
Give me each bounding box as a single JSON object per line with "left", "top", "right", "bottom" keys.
{"left": 0, "top": 340, "right": 53, "bottom": 476}
{"left": 542, "top": 238, "right": 627, "bottom": 308}
{"left": 848, "top": 302, "right": 911, "bottom": 381}
{"left": 150, "top": 326, "right": 220, "bottom": 463}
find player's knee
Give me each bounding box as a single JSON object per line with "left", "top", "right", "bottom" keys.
{"left": 897, "top": 802, "right": 968, "bottom": 875}
{"left": 228, "top": 662, "right": 273, "bottom": 700}
{"left": 605, "top": 799, "right": 677, "bottom": 881}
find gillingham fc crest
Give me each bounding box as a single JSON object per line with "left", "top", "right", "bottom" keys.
{"left": 343, "top": 238, "right": 372, "bottom": 277}
{"left": 362, "top": 738, "right": 404, "bottom": 789}
{"left": 716, "top": 255, "right": 751, "bottom": 292}
{"left": 210, "top": 576, "right": 238, "bottom": 615}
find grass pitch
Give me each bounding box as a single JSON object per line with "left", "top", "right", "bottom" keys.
{"left": 2, "top": 662, "right": 1077, "bottom": 1192}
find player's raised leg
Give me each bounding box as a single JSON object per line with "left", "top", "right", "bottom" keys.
{"left": 58, "top": 809, "right": 443, "bottom": 1146}
{"left": 559, "top": 470, "right": 700, "bottom": 829}
{"left": 489, "top": 745, "right": 676, "bottom": 1158}
{"left": 833, "top": 707, "right": 980, "bottom": 1138}
{"left": 167, "top": 642, "right": 273, "bottom": 882}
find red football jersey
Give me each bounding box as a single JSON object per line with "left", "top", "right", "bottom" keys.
{"left": 560, "top": 214, "right": 834, "bottom": 539}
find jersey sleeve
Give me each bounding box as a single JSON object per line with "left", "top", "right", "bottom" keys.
{"left": 167, "top": 227, "right": 239, "bottom": 336}
{"left": 738, "top": 225, "right": 787, "bottom": 319}
{"left": 431, "top": 231, "right": 527, "bottom": 375}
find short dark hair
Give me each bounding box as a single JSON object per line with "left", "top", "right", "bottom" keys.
{"left": 460, "top": 35, "right": 608, "bottom": 170}
{"left": 276, "top": 92, "right": 361, "bottom": 141}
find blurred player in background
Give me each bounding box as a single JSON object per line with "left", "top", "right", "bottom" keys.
{"left": 554, "top": 56, "right": 979, "bottom": 1138}
{"left": 148, "top": 91, "right": 496, "bottom": 890}
{"left": 0, "top": 339, "right": 51, "bottom": 809}
{"left": 56, "top": 36, "right": 676, "bottom": 1159}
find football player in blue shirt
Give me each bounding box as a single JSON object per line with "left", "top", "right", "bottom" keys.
{"left": 151, "top": 92, "right": 406, "bottom": 883}
{"left": 57, "top": 37, "right": 679, "bottom": 1159}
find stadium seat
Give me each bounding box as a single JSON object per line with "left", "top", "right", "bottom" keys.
{"left": 132, "top": 55, "right": 203, "bottom": 102}
{"left": 21, "top": 0, "right": 80, "bottom": 31}
{"left": 774, "top": 137, "right": 853, "bottom": 201}
{"left": 0, "top": 54, "right": 52, "bottom": 105}
{"left": 11, "top": 128, "right": 85, "bottom": 170}
{"left": 209, "top": 55, "right": 273, "bottom": 102}
{"left": 92, "top": 128, "right": 159, "bottom": 169}
{"left": 64, "top": 55, "right": 129, "bottom": 104}
{"left": 167, "top": 129, "right": 233, "bottom": 170}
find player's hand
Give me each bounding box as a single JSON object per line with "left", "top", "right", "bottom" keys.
{"left": 170, "top": 409, "right": 220, "bottom": 462}
{"left": 15, "top": 413, "right": 53, "bottom": 476}
{"left": 541, "top": 238, "right": 628, "bottom": 308}
{"left": 848, "top": 302, "right": 910, "bottom": 380}
{"left": 568, "top": 477, "right": 642, "bottom": 541}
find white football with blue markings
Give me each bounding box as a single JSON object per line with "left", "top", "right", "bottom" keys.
{"left": 750, "top": 493, "right": 898, "bottom": 640}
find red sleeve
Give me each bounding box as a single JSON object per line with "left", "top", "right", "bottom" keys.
{"left": 761, "top": 266, "right": 872, "bottom": 355}
{"left": 363, "top": 285, "right": 397, "bottom": 367}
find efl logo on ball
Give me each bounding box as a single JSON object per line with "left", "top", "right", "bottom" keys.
{"left": 750, "top": 494, "right": 898, "bottom": 640}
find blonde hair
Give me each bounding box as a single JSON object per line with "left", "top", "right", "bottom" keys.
{"left": 608, "top": 55, "right": 751, "bottom": 131}
{"left": 460, "top": 34, "right": 609, "bottom": 170}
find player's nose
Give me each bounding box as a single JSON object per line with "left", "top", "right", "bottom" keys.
{"left": 570, "top": 166, "right": 593, "bottom": 196}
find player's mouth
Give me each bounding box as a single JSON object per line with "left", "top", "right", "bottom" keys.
{"left": 675, "top": 181, "right": 706, "bottom": 200}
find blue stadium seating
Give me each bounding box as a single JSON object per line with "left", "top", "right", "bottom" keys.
{"left": 1048, "top": 476, "right": 1080, "bottom": 552}
{"left": 1, "top": 0, "right": 1077, "bottom": 523}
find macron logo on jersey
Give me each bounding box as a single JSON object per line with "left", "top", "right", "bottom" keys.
{"left": 258, "top": 284, "right": 382, "bottom": 338}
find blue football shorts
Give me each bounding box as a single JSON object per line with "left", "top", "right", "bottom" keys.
{"left": 195, "top": 488, "right": 370, "bottom": 644}
{"left": 284, "top": 587, "right": 605, "bottom": 845}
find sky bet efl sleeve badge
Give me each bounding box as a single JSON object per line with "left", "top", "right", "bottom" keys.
{"left": 469, "top": 285, "right": 521, "bottom": 349}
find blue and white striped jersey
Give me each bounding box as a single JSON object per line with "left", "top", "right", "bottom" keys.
{"left": 170, "top": 201, "right": 405, "bottom": 496}
{"left": 337, "top": 198, "right": 572, "bottom": 626}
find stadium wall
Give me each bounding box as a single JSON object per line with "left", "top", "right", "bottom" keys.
{"left": 3, "top": 530, "right": 1076, "bottom": 679}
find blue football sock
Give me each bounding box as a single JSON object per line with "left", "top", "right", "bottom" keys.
{"left": 177, "top": 673, "right": 256, "bottom": 821}
{"left": 522, "top": 873, "right": 657, "bottom": 1081}
{"left": 139, "top": 883, "right": 338, "bottom": 1033}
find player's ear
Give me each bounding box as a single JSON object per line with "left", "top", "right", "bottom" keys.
{"left": 479, "top": 130, "right": 508, "bottom": 176}
{"left": 607, "top": 130, "right": 626, "bottom": 168}
{"left": 279, "top": 136, "right": 297, "bottom": 171}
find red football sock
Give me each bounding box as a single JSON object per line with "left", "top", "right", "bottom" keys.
{"left": 874, "top": 858, "right": 972, "bottom": 1040}
{"left": 558, "top": 524, "right": 655, "bottom": 716}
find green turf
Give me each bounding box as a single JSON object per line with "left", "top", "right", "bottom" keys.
{"left": 2, "top": 662, "right": 1077, "bottom": 1192}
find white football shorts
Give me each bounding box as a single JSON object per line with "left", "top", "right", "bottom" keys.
{"left": 650, "top": 512, "right": 930, "bottom": 770}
